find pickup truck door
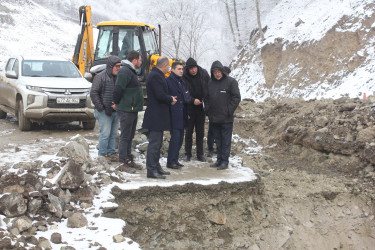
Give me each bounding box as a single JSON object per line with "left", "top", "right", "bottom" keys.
{"left": 1, "top": 58, "right": 19, "bottom": 110}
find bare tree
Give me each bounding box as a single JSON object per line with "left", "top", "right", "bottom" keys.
{"left": 224, "top": 0, "right": 237, "bottom": 45}
{"left": 255, "top": 0, "right": 264, "bottom": 40}
{"left": 233, "top": 0, "right": 242, "bottom": 46}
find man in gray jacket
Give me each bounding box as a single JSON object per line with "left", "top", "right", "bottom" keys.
{"left": 205, "top": 61, "right": 241, "bottom": 170}
{"left": 90, "top": 56, "right": 122, "bottom": 162}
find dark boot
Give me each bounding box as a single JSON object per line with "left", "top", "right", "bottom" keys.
{"left": 147, "top": 171, "right": 166, "bottom": 179}
{"left": 157, "top": 167, "right": 170, "bottom": 175}
{"left": 217, "top": 163, "right": 228, "bottom": 170}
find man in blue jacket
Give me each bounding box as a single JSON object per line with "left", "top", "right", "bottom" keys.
{"left": 205, "top": 61, "right": 241, "bottom": 170}
{"left": 113, "top": 50, "right": 144, "bottom": 174}
{"left": 166, "top": 61, "right": 191, "bottom": 169}
{"left": 142, "top": 56, "right": 177, "bottom": 179}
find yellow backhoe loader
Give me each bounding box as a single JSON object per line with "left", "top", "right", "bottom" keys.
{"left": 72, "top": 5, "right": 179, "bottom": 86}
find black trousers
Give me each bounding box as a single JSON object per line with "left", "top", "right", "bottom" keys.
{"left": 146, "top": 130, "right": 164, "bottom": 173}
{"left": 207, "top": 120, "right": 215, "bottom": 151}
{"left": 212, "top": 122, "right": 233, "bottom": 165}
{"left": 184, "top": 108, "right": 205, "bottom": 157}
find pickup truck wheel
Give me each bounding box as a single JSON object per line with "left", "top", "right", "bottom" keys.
{"left": 0, "top": 110, "right": 6, "bottom": 119}
{"left": 82, "top": 119, "right": 96, "bottom": 130}
{"left": 18, "top": 100, "right": 32, "bottom": 131}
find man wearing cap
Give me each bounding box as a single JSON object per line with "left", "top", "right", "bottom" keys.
{"left": 182, "top": 58, "right": 210, "bottom": 162}
{"left": 113, "top": 50, "right": 144, "bottom": 173}
{"left": 90, "top": 55, "right": 121, "bottom": 161}
{"left": 205, "top": 61, "right": 241, "bottom": 170}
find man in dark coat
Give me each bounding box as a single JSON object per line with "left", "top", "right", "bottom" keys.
{"left": 183, "top": 57, "right": 210, "bottom": 162}
{"left": 90, "top": 55, "right": 121, "bottom": 160}
{"left": 142, "top": 56, "right": 177, "bottom": 179}
{"left": 205, "top": 61, "right": 241, "bottom": 170}
{"left": 207, "top": 65, "right": 232, "bottom": 157}
{"left": 113, "top": 50, "right": 144, "bottom": 173}
{"left": 166, "top": 61, "right": 191, "bottom": 169}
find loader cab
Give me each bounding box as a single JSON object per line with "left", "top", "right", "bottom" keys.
{"left": 93, "top": 21, "right": 159, "bottom": 81}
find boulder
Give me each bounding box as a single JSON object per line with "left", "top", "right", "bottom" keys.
{"left": 0, "top": 193, "right": 27, "bottom": 217}
{"left": 67, "top": 213, "right": 88, "bottom": 228}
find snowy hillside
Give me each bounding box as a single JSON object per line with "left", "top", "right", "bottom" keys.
{"left": 232, "top": 0, "right": 375, "bottom": 101}
{"left": 0, "top": 0, "right": 79, "bottom": 66}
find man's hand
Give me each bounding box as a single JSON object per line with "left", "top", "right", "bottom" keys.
{"left": 194, "top": 99, "right": 202, "bottom": 105}
{"left": 111, "top": 102, "right": 116, "bottom": 110}
{"left": 171, "top": 96, "right": 177, "bottom": 105}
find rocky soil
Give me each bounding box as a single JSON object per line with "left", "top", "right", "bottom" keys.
{"left": 0, "top": 96, "right": 374, "bottom": 249}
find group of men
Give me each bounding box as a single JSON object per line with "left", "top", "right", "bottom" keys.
{"left": 90, "top": 51, "right": 241, "bottom": 179}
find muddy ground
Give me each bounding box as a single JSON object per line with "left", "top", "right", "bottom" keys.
{"left": 0, "top": 96, "right": 374, "bottom": 249}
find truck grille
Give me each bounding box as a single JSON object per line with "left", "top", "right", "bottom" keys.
{"left": 47, "top": 99, "right": 87, "bottom": 108}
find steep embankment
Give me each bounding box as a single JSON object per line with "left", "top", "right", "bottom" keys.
{"left": 232, "top": 0, "right": 375, "bottom": 101}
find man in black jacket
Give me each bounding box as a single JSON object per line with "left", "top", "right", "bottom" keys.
{"left": 142, "top": 56, "right": 177, "bottom": 179}
{"left": 183, "top": 58, "right": 210, "bottom": 162}
{"left": 90, "top": 56, "right": 121, "bottom": 161}
{"left": 205, "top": 61, "right": 241, "bottom": 170}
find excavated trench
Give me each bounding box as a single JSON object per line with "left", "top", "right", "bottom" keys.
{"left": 109, "top": 166, "right": 374, "bottom": 249}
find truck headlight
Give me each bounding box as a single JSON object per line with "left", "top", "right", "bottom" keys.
{"left": 27, "top": 95, "right": 35, "bottom": 105}
{"left": 26, "top": 85, "right": 44, "bottom": 93}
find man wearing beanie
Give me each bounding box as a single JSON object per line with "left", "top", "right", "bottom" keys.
{"left": 182, "top": 58, "right": 210, "bottom": 162}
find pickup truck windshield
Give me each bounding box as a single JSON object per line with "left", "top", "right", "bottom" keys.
{"left": 22, "top": 60, "right": 82, "bottom": 78}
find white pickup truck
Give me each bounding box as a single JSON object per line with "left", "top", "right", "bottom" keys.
{"left": 0, "top": 56, "right": 95, "bottom": 131}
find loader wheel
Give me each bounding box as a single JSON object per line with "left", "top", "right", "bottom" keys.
{"left": 0, "top": 110, "right": 6, "bottom": 119}
{"left": 83, "top": 119, "right": 96, "bottom": 130}
{"left": 18, "top": 100, "right": 31, "bottom": 131}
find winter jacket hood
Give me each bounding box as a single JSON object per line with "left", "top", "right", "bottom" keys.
{"left": 106, "top": 56, "right": 121, "bottom": 76}
{"left": 185, "top": 57, "right": 198, "bottom": 69}
{"left": 210, "top": 60, "right": 226, "bottom": 80}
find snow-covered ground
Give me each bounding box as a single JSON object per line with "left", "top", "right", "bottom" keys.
{"left": 0, "top": 131, "right": 257, "bottom": 249}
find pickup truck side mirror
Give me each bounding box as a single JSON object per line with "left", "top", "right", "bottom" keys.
{"left": 84, "top": 72, "right": 93, "bottom": 82}
{"left": 6, "top": 70, "right": 18, "bottom": 79}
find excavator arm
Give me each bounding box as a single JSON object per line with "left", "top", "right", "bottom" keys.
{"left": 72, "top": 6, "right": 94, "bottom": 75}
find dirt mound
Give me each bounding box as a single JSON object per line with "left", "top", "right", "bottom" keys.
{"left": 109, "top": 97, "right": 375, "bottom": 249}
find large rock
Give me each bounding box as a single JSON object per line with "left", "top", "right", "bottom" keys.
{"left": 12, "top": 215, "right": 32, "bottom": 232}
{"left": 0, "top": 193, "right": 27, "bottom": 217}
{"left": 28, "top": 198, "right": 43, "bottom": 216}
{"left": 57, "top": 141, "right": 91, "bottom": 164}
{"left": 47, "top": 193, "right": 63, "bottom": 218}
{"left": 57, "top": 160, "right": 85, "bottom": 190}
{"left": 67, "top": 213, "right": 88, "bottom": 228}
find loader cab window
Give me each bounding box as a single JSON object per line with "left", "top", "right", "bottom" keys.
{"left": 95, "top": 27, "right": 114, "bottom": 60}
{"left": 143, "top": 29, "right": 158, "bottom": 55}
{"left": 95, "top": 26, "right": 141, "bottom": 61}
{"left": 118, "top": 28, "right": 141, "bottom": 59}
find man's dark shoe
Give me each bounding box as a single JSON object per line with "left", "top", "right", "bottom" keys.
{"left": 166, "top": 163, "right": 180, "bottom": 169}
{"left": 210, "top": 162, "right": 221, "bottom": 168}
{"left": 176, "top": 162, "right": 184, "bottom": 167}
{"left": 147, "top": 171, "right": 166, "bottom": 179}
{"left": 157, "top": 167, "right": 171, "bottom": 175}
{"left": 183, "top": 155, "right": 191, "bottom": 161}
{"left": 207, "top": 150, "right": 214, "bottom": 157}
{"left": 197, "top": 156, "right": 206, "bottom": 162}
{"left": 217, "top": 163, "right": 229, "bottom": 170}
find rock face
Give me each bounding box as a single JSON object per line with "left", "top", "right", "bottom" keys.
{"left": 113, "top": 180, "right": 264, "bottom": 249}
{"left": 231, "top": 2, "right": 375, "bottom": 101}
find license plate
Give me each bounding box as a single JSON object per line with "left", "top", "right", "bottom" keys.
{"left": 56, "top": 97, "right": 79, "bottom": 104}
